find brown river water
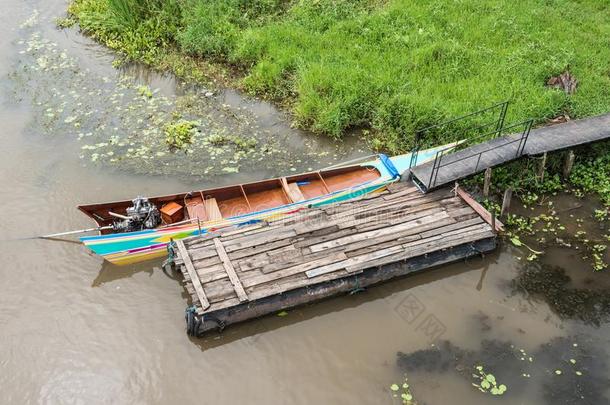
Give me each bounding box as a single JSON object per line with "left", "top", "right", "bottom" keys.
{"left": 1, "top": 2, "right": 609, "bottom": 404}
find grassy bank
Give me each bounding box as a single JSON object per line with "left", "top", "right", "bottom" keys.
{"left": 65, "top": 0, "right": 610, "bottom": 206}
{"left": 68, "top": 0, "right": 610, "bottom": 145}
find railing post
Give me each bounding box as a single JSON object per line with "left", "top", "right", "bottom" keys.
{"left": 519, "top": 120, "right": 533, "bottom": 156}
{"left": 428, "top": 153, "right": 437, "bottom": 189}
{"left": 495, "top": 101, "right": 508, "bottom": 137}
{"left": 434, "top": 150, "right": 445, "bottom": 186}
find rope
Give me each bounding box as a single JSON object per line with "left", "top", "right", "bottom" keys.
{"left": 162, "top": 239, "right": 178, "bottom": 270}
{"left": 185, "top": 306, "right": 197, "bottom": 336}
{"left": 349, "top": 275, "right": 366, "bottom": 295}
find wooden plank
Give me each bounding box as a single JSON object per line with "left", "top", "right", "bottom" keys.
{"left": 243, "top": 252, "right": 348, "bottom": 288}
{"left": 229, "top": 238, "right": 293, "bottom": 260}
{"left": 204, "top": 278, "right": 238, "bottom": 303}
{"left": 192, "top": 255, "right": 221, "bottom": 270}
{"left": 176, "top": 240, "right": 210, "bottom": 311}
{"left": 222, "top": 229, "right": 297, "bottom": 252}
{"left": 190, "top": 247, "right": 221, "bottom": 262}
{"left": 204, "top": 197, "right": 223, "bottom": 221}
{"left": 456, "top": 186, "right": 504, "bottom": 232}
{"left": 238, "top": 245, "right": 298, "bottom": 272}
{"left": 305, "top": 245, "right": 404, "bottom": 278}
{"left": 281, "top": 178, "right": 306, "bottom": 202}
{"left": 309, "top": 211, "right": 450, "bottom": 252}
{"left": 344, "top": 227, "right": 495, "bottom": 273}
{"left": 196, "top": 264, "right": 228, "bottom": 284}
{"left": 214, "top": 238, "right": 249, "bottom": 302}
{"left": 418, "top": 216, "right": 483, "bottom": 238}
{"left": 259, "top": 250, "right": 343, "bottom": 274}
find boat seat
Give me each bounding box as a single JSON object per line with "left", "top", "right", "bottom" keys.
{"left": 185, "top": 196, "right": 208, "bottom": 221}
{"left": 280, "top": 177, "right": 306, "bottom": 203}
{"left": 286, "top": 182, "right": 306, "bottom": 202}
{"left": 204, "top": 197, "right": 223, "bottom": 221}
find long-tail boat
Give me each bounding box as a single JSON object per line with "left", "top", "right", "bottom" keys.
{"left": 77, "top": 145, "right": 457, "bottom": 265}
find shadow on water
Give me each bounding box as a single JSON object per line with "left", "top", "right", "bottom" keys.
{"left": 90, "top": 259, "right": 181, "bottom": 287}
{"left": 187, "top": 251, "right": 498, "bottom": 351}
{"left": 512, "top": 263, "right": 610, "bottom": 326}
{"left": 396, "top": 335, "right": 610, "bottom": 405}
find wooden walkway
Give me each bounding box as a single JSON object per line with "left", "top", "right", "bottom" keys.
{"left": 175, "top": 182, "right": 499, "bottom": 335}
{"left": 410, "top": 113, "right": 610, "bottom": 191}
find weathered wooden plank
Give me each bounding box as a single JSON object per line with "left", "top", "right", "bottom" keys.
{"left": 293, "top": 228, "right": 356, "bottom": 249}
{"left": 342, "top": 215, "right": 466, "bottom": 257}
{"left": 418, "top": 216, "right": 483, "bottom": 238}
{"left": 229, "top": 238, "right": 293, "bottom": 261}
{"left": 203, "top": 278, "right": 238, "bottom": 303}
{"left": 189, "top": 247, "right": 220, "bottom": 262}
{"left": 309, "top": 211, "right": 450, "bottom": 252}
{"left": 192, "top": 255, "right": 221, "bottom": 269}
{"left": 243, "top": 252, "right": 348, "bottom": 288}
{"left": 286, "top": 180, "right": 306, "bottom": 202}
{"left": 176, "top": 240, "right": 210, "bottom": 310}
{"left": 196, "top": 264, "right": 228, "bottom": 284}
{"left": 456, "top": 186, "right": 504, "bottom": 231}
{"left": 214, "top": 238, "right": 248, "bottom": 302}
{"left": 345, "top": 234, "right": 421, "bottom": 258}
{"left": 305, "top": 245, "right": 405, "bottom": 278}
{"left": 344, "top": 227, "right": 495, "bottom": 273}
{"left": 222, "top": 229, "right": 297, "bottom": 252}
{"left": 329, "top": 189, "right": 452, "bottom": 219}
{"left": 383, "top": 184, "right": 419, "bottom": 198}
{"left": 237, "top": 245, "right": 298, "bottom": 271}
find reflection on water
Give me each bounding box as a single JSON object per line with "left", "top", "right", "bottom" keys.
{"left": 0, "top": 2, "right": 608, "bottom": 405}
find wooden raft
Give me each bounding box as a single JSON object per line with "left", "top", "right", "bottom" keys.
{"left": 176, "top": 181, "right": 498, "bottom": 332}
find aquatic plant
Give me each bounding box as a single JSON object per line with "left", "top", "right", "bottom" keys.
{"left": 569, "top": 145, "right": 610, "bottom": 207}
{"left": 137, "top": 84, "right": 153, "bottom": 98}
{"left": 397, "top": 337, "right": 609, "bottom": 404}
{"left": 390, "top": 376, "right": 416, "bottom": 404}
{"left": 472, "top": 365, "right": 507, "bottom": 396}
{"left": 55, "top": 16, "right": 77, "bottom": 29}
{"left": 164, "top": 120, "right": 199, "bottom": 149}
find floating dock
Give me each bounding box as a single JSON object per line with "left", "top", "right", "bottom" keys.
{"left": 175, "top": 182, "right": 501, "bottom": 335}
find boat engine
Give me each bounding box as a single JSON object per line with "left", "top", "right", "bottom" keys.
{"left": 112, "top": 196, "right": 161, "bottom": 233}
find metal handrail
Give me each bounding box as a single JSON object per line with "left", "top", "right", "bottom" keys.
{"left": 409, "top": 101, "right": 509, "bottom": 171}
{"left": 415, "top": 101, "right": 509, "bottom": 137}
{"left": 426, "top": 119, "right": 533, "bottom": 189}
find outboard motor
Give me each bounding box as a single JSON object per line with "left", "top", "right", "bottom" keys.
{"left": 112, "top": 196, "right": 161, "bottom": 233}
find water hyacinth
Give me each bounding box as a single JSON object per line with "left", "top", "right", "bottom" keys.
{"left": 11, "top": 12, "right": 366, "bottom": 180}
{"left": 472, "top": 365, "right": 507, "bottom": 396}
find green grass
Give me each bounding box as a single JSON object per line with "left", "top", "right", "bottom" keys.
{"left": 69, "top": 0, "right": 610, "bottom": 152}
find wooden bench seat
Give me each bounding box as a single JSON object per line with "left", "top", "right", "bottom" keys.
{"left": 281, "top": 178, "right": 306, "bottom": 203}
{"left": 205, "top": 197, "right": 223, "bottom": 221}
{"left": 185, "top": 196, "right": 208, "bottom": 221}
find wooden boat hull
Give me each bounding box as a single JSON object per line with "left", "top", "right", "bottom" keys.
{"left": 79, "top": 145, "right": 457, "bottom": 265}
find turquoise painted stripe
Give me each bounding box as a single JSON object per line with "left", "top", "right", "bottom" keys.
{"left": 80, "top": 228, "right": 157, "bottom": 241}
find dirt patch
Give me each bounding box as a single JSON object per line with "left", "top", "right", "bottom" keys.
{"left": 547, "top": 70, "right": 579, "bottom": 94}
